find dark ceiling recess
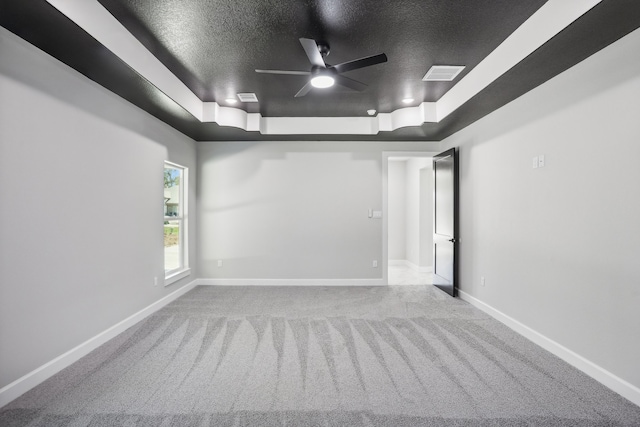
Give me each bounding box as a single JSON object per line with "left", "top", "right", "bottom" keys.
{"left": 1, "top": 0, "right": 640, "bottom": 141}
{"left": 95, "top": 0, "right": 547, "bottom": 116}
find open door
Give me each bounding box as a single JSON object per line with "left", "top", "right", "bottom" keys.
{"left": 433, "top": 148, "right": 458, "bottom": 296}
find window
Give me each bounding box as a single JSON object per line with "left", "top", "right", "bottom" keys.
{"left": 164, "top": 162, "right": 189, "bottom": 283}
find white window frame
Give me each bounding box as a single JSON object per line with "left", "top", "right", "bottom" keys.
{"left": 164, "top": 161, "right": 190, "bottom": 285}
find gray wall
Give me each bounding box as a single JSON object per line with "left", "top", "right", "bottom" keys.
{"left": 0, "top": 28, "right": 197, "bottom": 389}
{"left": 418, "top": 165, "right": 433, "bottom": 267}
{"left": 388, "top": 161, "right": 406, "bottom": 260}
{"left": 442, "top": 28, "right": 640, "bottom": 389}
{"left": 197, "top": 141, "right": 438, "bottom": 279}
{"left": 405, "top": 158, "right": 432, "bottom": 268}
{"left": 388, "top": 158, "right": 433, "bottom": 268}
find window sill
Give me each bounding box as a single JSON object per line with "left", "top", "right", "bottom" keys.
{"left": 165, "top": 268, "right": 191, "bottom": 287}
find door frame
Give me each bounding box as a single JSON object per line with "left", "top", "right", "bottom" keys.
{"left": 382, "top": 151, "right": 439, "bottom": 285}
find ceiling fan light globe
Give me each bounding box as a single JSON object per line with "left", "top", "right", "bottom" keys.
{"left": 311, "top": 75, "right": 335, "bottom": 88}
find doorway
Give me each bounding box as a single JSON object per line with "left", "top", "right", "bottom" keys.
{"left": 382, "top": 152, "right": 436, "bottom": 285}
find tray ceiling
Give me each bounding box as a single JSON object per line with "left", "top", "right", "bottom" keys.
{"left": 2, "top": 0, "right": 640, "bottom": 141}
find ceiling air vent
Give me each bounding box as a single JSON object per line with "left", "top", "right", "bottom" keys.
{"left": 422, "top": 65, "right": 465, "bottom": 81}
{"left": 237, "top": 93, "right": 259, "bottom": 103}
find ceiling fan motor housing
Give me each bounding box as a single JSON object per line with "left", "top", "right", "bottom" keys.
{"left": 316, "top": 42, "right": 330, "bottom": 58}
{"left": 311, "top": 66, "right": 336, "bottom": 77}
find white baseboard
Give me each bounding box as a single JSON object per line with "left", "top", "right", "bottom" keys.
{"left": 0, "top": 280, "right": 198, "bottom": 408}
{"left": 407, "top": 261, "right": 433, "bottom": 273}
{"left": 197, "top": 278, "right": 386, "bottom": 287}
{"left": 458, "top": 290, "right": 640, "bottom": 407}
{"left": 389, "top": 259, "right": 433, "bottom": 273}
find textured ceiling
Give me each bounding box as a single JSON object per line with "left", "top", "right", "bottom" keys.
{"left": 1, "top": 0, "right": 640, "bottom": 141}
{"left": 95, "top": 0, "right": 546, "bottom": 117}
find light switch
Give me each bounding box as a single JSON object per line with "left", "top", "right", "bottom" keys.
{"left": 533, "top": 156, "right": 538, "bottom": 169}
{"left": 538, "top": 155, "right": 545, "bottom": 168}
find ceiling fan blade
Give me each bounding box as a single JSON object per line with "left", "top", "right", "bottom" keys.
{"left": 255, "top": 69, "right": 310, "bottom": 75}
{"left": 335, "top": 75, "right": 368, "bottom": 92}
{"left": 294, "top": 81, "right": 314, "bottom": 98}
{"left": 332, "top": 53, "right": 388, "bottom": 74}
{"left": 299, "top": 38, "right": 326, "bottom": 68}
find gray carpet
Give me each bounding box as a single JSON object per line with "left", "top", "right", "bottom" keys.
{"left": 2, "top": 285, "right": 640, "bottom": 426}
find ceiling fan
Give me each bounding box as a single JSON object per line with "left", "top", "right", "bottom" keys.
{"left": 256, "top": 38, "right": 388, "bottom": 97}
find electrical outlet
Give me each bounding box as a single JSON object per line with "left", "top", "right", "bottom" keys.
{"left": 481, "top": 276, "right": 486, "bottom": 287}
{"left": 217, "top": 260, "right": 223, "bottom": 267}
{"left": 372, "top": 260, "right": 378, "bottom": 268}
{"left": 532, "top": 156, "right": 538, "bottom": 169}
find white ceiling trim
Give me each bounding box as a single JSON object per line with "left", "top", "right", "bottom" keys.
{"left": 46, "top": 0, "right": 602, "bottom": 136}
{"left": 437, "top": 0, "right": 603, "bottom": 121}
{"left": 46, "top": 0, "right": 203, "bottom": 121}
{"left": 202, "top": 101, "right": 438, "bottom": 134}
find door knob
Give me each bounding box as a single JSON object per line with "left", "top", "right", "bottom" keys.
{"left": 448, "top": 238, "right": 456, "bottom": 243}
